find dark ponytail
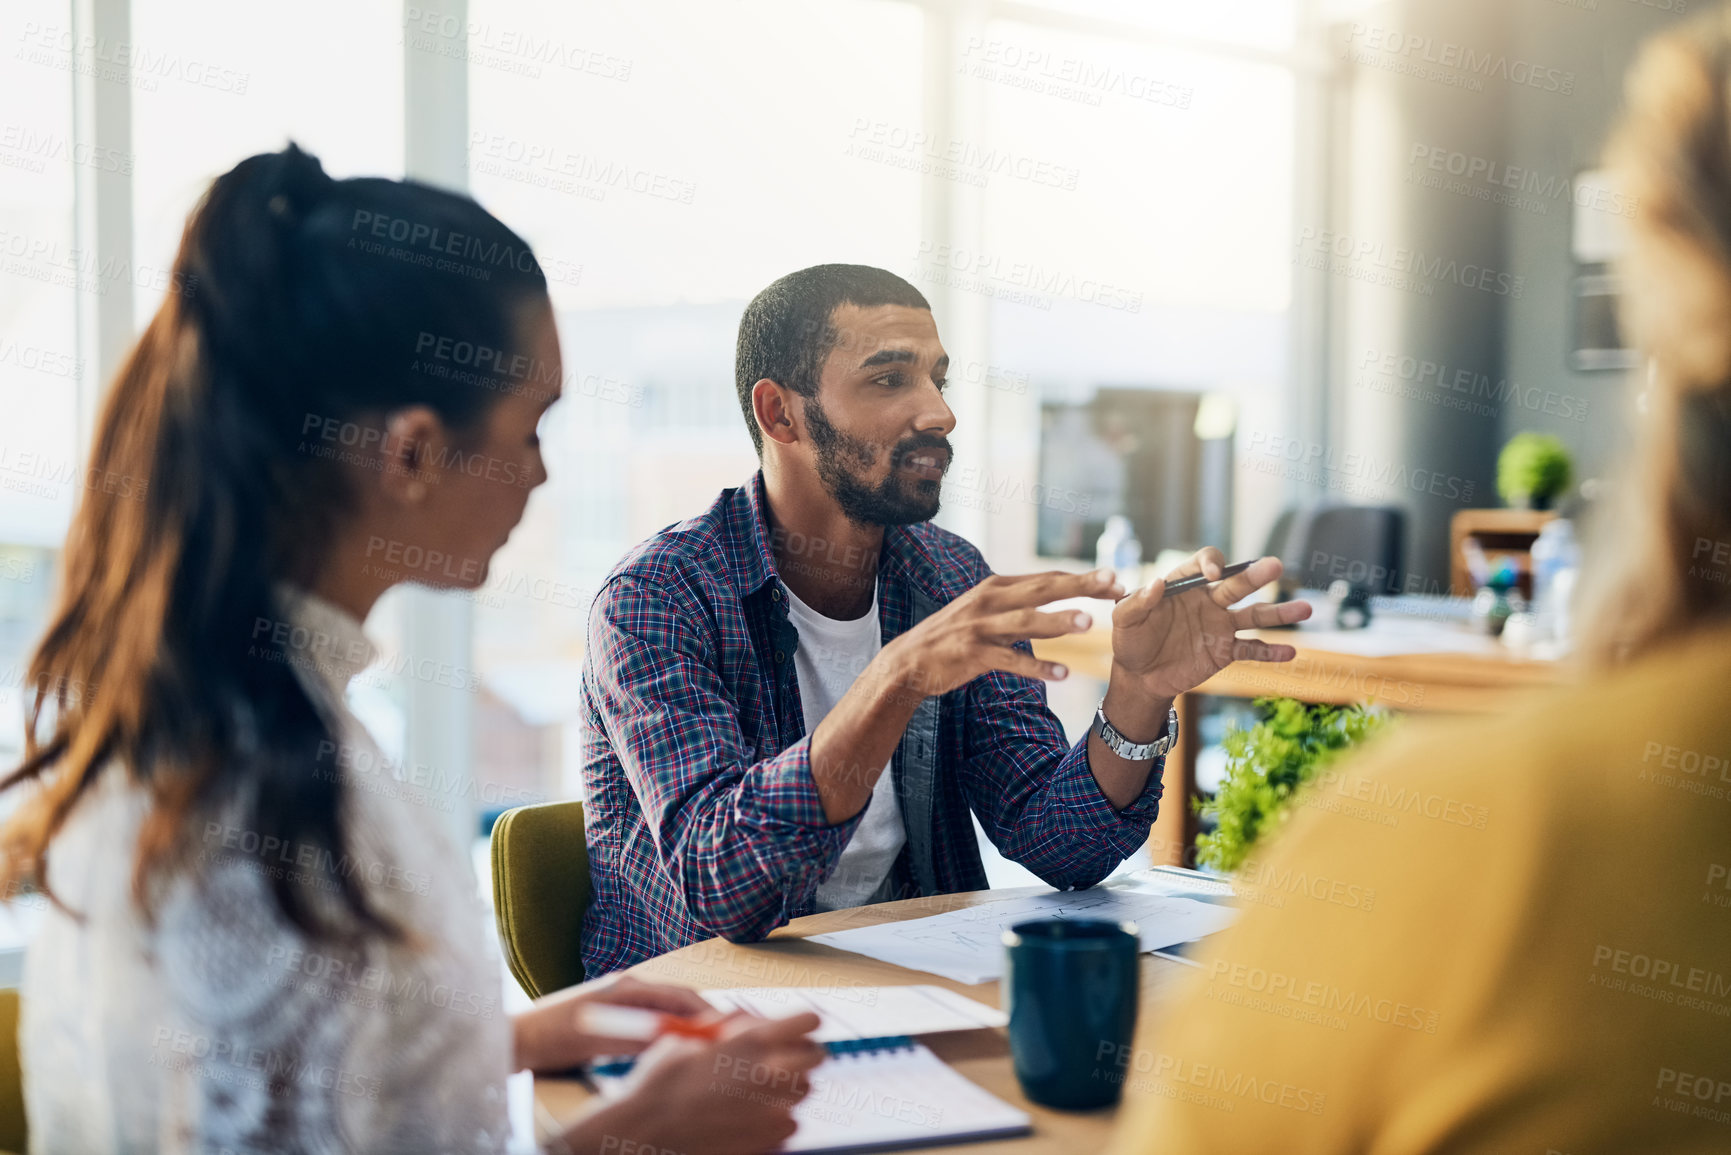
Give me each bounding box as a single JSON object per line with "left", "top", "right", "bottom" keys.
{"left": 2, "top": 143, "right": 549, "bottom": 942}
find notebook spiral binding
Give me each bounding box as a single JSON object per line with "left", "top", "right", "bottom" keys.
{"left": 824, "top": 1035, "right": 916, "bottom": 1057}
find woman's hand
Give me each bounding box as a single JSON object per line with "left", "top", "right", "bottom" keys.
{"left": 513, "top": 973, "right": 717, "bottom": 1073}
{"left": 563, "top": 1012, "right": 825, "bottom": 1155}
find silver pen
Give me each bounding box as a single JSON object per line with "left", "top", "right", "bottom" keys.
{"left": 1159, "top": 559, "right": 1255, "bottom": 597}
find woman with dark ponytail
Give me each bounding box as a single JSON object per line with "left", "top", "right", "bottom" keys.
{"left": 4, "top": 145, "right": 819, "bottom": 1154}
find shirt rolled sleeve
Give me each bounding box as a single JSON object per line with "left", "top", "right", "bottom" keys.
{"left": 588, "top": 575, "right": 858, "bottom": 941}
{"left": 961, "top": 652, "right": 1164, "bottom": 890}
{"left": 1046, "top": 730, "right": 1166, "bottom": 823}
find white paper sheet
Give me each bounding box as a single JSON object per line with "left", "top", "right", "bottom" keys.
{"left": 590, "top": 1039, "right": 1030, "bottom": 1153}
{"left": 784, "top": 1041, "right": 1030, "bottom": 1152}
{"left": 1119, "top": 866, "right": 1237, "bottom": 899}
{"left": 807, "top": 880, "right": 1238, "bottom": 985}
{"left": 700, "top": 984, "right": 1007, "bottom": 1041}
{"left": 505, "top": 1070, "right": 537, "bottom": 1154}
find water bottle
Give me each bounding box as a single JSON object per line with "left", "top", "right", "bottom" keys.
{"left": 1095, "top": 515, "right": 1142, "bottom": 591}
{"left": 1529, "top": 518, "right": 1578, "bottom": 644}
{"left": 1550, "top": 521, "right": 1580, "bottom": 646}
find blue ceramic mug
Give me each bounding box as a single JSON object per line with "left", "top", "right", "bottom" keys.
{"left": 1001, "top": 917, "right": 1140, "bottom": 1110}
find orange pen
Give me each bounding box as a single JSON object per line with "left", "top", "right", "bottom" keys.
{"left": 576, "top": 1003, "right": 727, "bottom": 1042}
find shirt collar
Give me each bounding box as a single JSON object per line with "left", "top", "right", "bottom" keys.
{"left": 273, "top": 584, "right": 378, "bottom": 700}
{"left": 738, "top": 471, "right": 782, "bottom": 596}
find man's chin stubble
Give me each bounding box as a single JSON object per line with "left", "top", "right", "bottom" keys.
{"left": 832, "top": 476, "right": 943, "bottom": 529}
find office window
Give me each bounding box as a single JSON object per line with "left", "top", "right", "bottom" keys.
{"left": 467, "top": 0, "right": 925, "bottom": 801}
{"left": 963, "top": 17, "right": 1295, "bottom": 571}
{"left": 3, "top": 1, "right": 408, "bottom": 766}
{"left": 126, "top": 0, "right": 411, "bottom": 750}
{"left": 130, "top": 0, "right": 405, "bottom": 325}
{"left": 0, "top": 0, "right": 80, "bottom": 764}
{"left": 1006, "top": 0, "right": 1299, "bottom": 51}
{"left": 945, "top": 10, "right": 1299, "bottom": 887}
{"left": 975, "top": 22, "right": 1292, "bottom": 318}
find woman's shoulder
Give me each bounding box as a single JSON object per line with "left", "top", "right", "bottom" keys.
{"left": 26, "top": 754, "right": 513, "bottom": 1152}
{"left": 1295, "top": 619, "right": 1731, "bottom": 859}
{"left": 1115, "top": 625, "right": 1731, "bottom": 1152}
{"left": 1433, "top": 620, "right": 1730, "bottom": 851}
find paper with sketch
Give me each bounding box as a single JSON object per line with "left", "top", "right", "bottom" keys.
{"left": 1118, "top": 867, "right": 1237, "bottom": 900}
{"left": 700, "top": 984, "right": 1007, "bottom": 1041}
{"left": 807, "top": 881, "right": 1238, "bottom": 985}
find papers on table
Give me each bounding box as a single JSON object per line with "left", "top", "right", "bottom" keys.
{"left": 591, "top": 1037, "right": 1031, "bottom": 1153}
{"left": 807, "top": 879, "right": 1238, "bottom": 985}
{"left": 701, "top": 984, "right": 1007, "bottom": 1042}
{"left": 505, "top": 1070, "right": 537, "bottom": 1154}
{"left": 1121, "top": 865, "right": 1237, "bottom": 900}
{"left": 785, "top": 1040, "right": 1030, "bottom": 1152}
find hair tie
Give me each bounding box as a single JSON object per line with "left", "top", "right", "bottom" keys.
{"left": 264, "top": 144, "right": 333, "bottom": 231}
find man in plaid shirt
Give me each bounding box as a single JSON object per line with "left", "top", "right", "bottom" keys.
{"left": 579, "top": 266, "right": 1310, "bottom": 975}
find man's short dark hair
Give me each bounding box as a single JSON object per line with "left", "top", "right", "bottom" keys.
{"left": 734, "top": 264, "right": 930, "bottom": 456}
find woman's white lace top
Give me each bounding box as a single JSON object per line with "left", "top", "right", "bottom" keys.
{"left": 22, "top": 589, "right": 515, "bottom": 1153}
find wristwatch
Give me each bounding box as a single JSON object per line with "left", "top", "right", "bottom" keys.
{"left": 1093, "top": 701, "right": 1179, "bottom": 761}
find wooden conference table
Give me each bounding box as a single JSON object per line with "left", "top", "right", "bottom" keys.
{"left": 532, "top": 885, "right": 1190, "bottom": 1152}
{"left": 1034, "top": 620, "right": 1565, "bottom": 867}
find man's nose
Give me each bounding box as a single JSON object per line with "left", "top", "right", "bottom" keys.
{"left": 917, "top": 381, "right": 957, "bottom": 438}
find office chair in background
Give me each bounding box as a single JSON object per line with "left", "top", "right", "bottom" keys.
{"left": 490, "top": 800, "right": 592, "bottom": 999}
{"left": 1263, "top": 505, "right": 1407, "bottom": 597}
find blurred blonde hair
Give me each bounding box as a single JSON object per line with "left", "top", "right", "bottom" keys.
{"left": 1579, "top": 6, "right": 1731, "bottom": 666}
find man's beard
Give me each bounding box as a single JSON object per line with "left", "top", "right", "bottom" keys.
{"left": 804, "top": 396, "right": 950, "bottom": 528}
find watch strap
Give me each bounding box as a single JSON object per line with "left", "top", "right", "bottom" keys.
{"left": 1094, "top": 702, "right": 1179, "bottom": 761}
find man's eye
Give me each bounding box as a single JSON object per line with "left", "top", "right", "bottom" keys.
{"left": 874, "top": 373, "right": 905, "bottom": 388}
{"left": 933, "top": 377, "right": 949, "bottom": 392}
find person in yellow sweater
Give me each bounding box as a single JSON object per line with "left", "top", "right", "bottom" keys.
{"left": 1107, "top": 10, "right": 1731, "bottom": 1154}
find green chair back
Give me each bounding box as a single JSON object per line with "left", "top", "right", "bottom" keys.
{"left": 490, "top": 800, "right": 591, "bottom": 998}
{"left": 0, "top": 988, "right": 25, "bottom": 1153}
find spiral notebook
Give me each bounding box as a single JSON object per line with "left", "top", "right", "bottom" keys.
{"left": 591, "top": 1036, "right": 1031, "bottom": 1153}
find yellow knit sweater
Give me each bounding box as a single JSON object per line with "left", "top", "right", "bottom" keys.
{"left": 1107, "top": 621, "right": 1731, "bottom": 1154}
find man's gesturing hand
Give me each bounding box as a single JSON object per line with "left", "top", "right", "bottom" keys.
{"left": 811, "top": 568, "right": 1122, "bottom": 824}
{"left": 1109, "top": 548, "right": 1312, "bottom": 701}
{"left": 875, "top": 568, "right": 1124, "bottom": 701}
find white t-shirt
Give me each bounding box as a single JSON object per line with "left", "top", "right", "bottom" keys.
{"left": 783, "top": 580, "right": 908, "bottom": 911}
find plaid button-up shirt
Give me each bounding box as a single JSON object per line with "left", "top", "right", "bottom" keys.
{"left": 578, "top": 473, "right": 1166, "bottom": 975}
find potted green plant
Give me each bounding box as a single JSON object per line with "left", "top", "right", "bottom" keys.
{"left": 1194, "top": 698, "right": 1390, "bottom": 873}
{"left": 1496, "top": 433, "right": 1573, "bottom": 509}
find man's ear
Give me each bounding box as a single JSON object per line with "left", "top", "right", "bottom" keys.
{"left": 379, "top": 406, "right": 442, "bottom": 506}
{"left": 751, "top": 378, "right": 800, "bottom": 448}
